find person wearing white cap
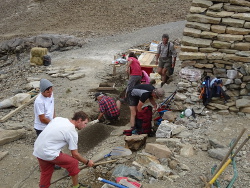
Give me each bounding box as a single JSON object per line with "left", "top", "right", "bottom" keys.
{"left": 128, "top": 84, "right": 165, "bottom": 130}
{"left": 34, "top": 79, "right": 55, "bottom": 136}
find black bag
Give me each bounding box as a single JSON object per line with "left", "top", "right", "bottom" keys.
{"left": 43, "top": 55, "right": 51, "bottom": 66}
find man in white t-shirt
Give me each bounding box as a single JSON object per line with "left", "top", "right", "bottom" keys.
{"left": 33, "top": 111, "right": 94, "bottom": 188}
{"left": 34, "top": 79, "right": 55, "bottom": 136}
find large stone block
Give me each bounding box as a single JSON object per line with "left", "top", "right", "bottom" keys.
{"left": 181, "top": 45, "right": 199, "bottom": 52}
{"left": 226, "top": 27, "right": 250, "bottom": 35}
{"left": 240, "top": 107, "right": 250, "bottom": 113}
{"left": 222, "top": 18, "right": 245, "bottom": 27}
{"left": 182, "top": 36, "right": 212, "bottom": 47}
{"left": 207, "top": 52, "right": 224, "bottom": 60}
{"left": 206, "top": 10, "right": 234, "bottom": 18}
{"left": 179, "top": 52, "right": 206, "bottom": 60}
{"left": 183, "top": 27, "right": 201, "bottom": 38}
{"left": 0, "top": 129, "right": 26, "bottom": 146}
{"left": 209, "top": 3, "right": 223, "bottom": 11}
{"left": 245, "top": 22, "right": 250, "bottom": 29}
{"left": 186, "top": 21, "right": 211, "bottom": 31}
{"left": 212, "top": 0, "right": 229, "bottom": 2}
{"left": 190, "top": 6, "right": 207, "bottom": 14}
{"left": 224, "top": 4, "right": 250, "bottom": 12}
{"left": 181, "top": 60, "right": 197, "bottom": 67}
{"left": 230, "top": 0, "right": 250, "bottom": 7}
{"left": 232, "top": 13, "right": 250, "bottom": 21}
{"left": 217, "top": 34, "right": 244, "bottom": 42}
{"left": 211, "top": 25, "right": 226, "bottom": 34}
{"left": 200, "top": 47, "right": 218, "bottom": 53}
{"left": 200, "top": 31, "right": 218, "bottom": 39}
{"left": 231, "top": 42, "right": 250, "bottom": 51}
{"left": 186, "top": 14, "right": 221, "bottom": 24}
{"left": 245, "top": 35, "right": 250, "bottom": 41}
{"left": 192, "top": 0, "right": 213, "bottom": 8}
{"left": 218, "top": 49, "right": 237, "bottom": 54}
{"left": 194, "top": 63, "right": 214, "bottom": 68}
{"left": 224, "top": 54, "right": 250, "bottom": 63}
{"left": 236, "top": 98, "right": 250, "bottom": 108}
{"left": 212, "top": 40, "right": 231, "bottom": 49}
{"left": 145, "top": 143, "right": 172, "bottom": 159}
{"left": 125, "top": 134, "right": 148, "bottom": 151}
{"left": 212, "top": 60, "right": 233, "bottom": 65}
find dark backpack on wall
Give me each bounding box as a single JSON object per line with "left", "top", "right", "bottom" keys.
{"left": 43, "top": 55, "right": 51, "bottom": 66}
{"left": 135, "top": 105, "right": 153, "bottom": 135}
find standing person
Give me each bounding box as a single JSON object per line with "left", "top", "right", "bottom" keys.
{"left": 155, "top": 34, "right": 177, "bottom": 87}
{"left": 34, "top": 79, "right": 62, "bottom": 170}
{"left": 94, "top": 92, "right": 121, "bottom": 124}
{"left": 33, "top": 111, "right": 94, "bottom": 188}
{"left": 34, "top": 79, "right": 55, "bottom": 136}
{"left": 128, "top": 84, "right": 165, "bottom": 129}
{"left": 125, "top": 52, "right": 142, "bottom": 98}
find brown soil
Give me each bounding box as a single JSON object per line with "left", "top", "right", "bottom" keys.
{"left": 0, "top": 0, "right": 192, "bottom": 42}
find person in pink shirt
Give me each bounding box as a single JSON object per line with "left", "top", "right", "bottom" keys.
{"left": 125, "top": 52, "right": 142, "bottom": 97}
{"left": 141, "top": 70, "right": 150, "bottom": 84}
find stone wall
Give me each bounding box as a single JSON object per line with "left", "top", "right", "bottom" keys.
{"left": 179, "top": 0, "right": 250, "bottom": 114}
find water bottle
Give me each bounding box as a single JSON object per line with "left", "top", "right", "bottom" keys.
{"left": 180, "top": 111, "right": 185, "bottom": 118}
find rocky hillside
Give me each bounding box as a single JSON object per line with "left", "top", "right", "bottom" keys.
{"left": 0, "top": 0, "right": 192, "bottom": 42}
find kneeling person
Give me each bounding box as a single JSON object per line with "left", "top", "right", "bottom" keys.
{"left": 95, "top": 92, "right": 121, "bottom": 124}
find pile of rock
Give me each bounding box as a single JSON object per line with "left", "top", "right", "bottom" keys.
{"left": 0, "top": 34, "right": 85, "bottom": 58}
{"left": 179, "top": 0, "right": 250, "bottom": 112}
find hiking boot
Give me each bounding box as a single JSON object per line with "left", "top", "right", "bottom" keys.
{"left": 78, "top": 183, "right": 91, "bottom": 188}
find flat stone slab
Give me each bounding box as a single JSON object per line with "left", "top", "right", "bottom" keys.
{"left": 0, "top": 129, "right": 26, "bottom": 146}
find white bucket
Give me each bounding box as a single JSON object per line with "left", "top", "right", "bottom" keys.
{"left": 185, "top": 109, "right": 192, "bottom": 117}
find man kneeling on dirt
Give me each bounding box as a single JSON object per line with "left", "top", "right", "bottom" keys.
{"left": 33, "top": 111, "right": 94, "bottom": 188}
{"left": 94, "top": 92, "right": 121, "bottom": 124}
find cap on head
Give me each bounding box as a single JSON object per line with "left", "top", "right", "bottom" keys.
{"left": 162, "top": 34, "right": 169, "bottom": 39}
{"left": 155, "top": 88, "right": 165, "bottom": 99}
{"left": 40, "top": 79, "right": 53, "bottom": 93}
{"left": 94, "top": 92, "right": 104, "bottom": 101}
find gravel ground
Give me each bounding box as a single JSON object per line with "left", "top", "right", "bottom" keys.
{"left": 0, "top": 1, "right": 249, "bottom": 188}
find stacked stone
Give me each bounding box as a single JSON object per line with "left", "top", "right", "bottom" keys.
{"left": 179, "top": 0, "right": 250, "bottom": 113}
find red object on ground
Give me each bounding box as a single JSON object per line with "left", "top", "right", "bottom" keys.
{"left": 116, "top": 177, "right": 142, "bottom": 188}
{"left": 141, "top": 67, "right": 153, "bottom": 76}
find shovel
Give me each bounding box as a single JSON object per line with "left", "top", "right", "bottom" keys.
{"left": 51, "top": 146, "right": 132, "bottom": 185}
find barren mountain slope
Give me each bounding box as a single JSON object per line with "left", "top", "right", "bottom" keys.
{"left": 0, "top": 0, "right": 192, "bottom": 42}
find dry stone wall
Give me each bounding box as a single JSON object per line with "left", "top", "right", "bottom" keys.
{"left": 179, "top": 0, "right": 250, "bottom": 114}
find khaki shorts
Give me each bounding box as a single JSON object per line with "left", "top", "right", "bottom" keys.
{"left": 158, "top": 57, "right": 172, "bottom": 69}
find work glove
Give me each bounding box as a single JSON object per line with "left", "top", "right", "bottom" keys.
{"left": 93, "top": 119, "right": 99, "bottom": 124}
{"left": 88, "top": 119, "right": 99, "bottom": 126}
